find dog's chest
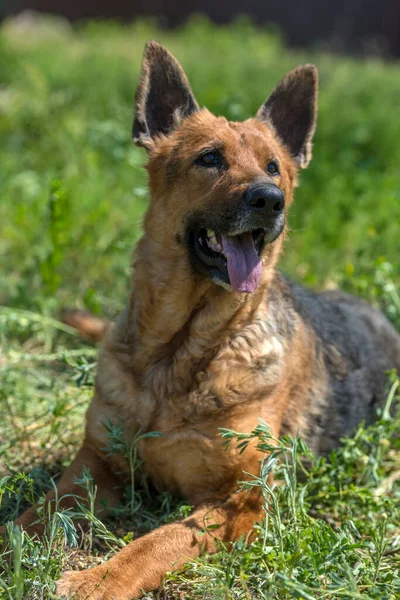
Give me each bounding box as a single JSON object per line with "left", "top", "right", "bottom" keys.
{"left": 93, "top": 319, "right": 284, "bottom": 500}
{"left": 154, "top": 321, "right": 284, "bottom": 418}
{"left": 136, "top": 327, "right": 284, "bottom": 499}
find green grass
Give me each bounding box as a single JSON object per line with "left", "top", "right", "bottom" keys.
{"left": 0, "top": 14, "right": 400, "bottom": 600}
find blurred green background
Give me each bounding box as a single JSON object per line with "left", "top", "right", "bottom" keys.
{"left": 1, "top": 16, "right": 399, "bottom": 320}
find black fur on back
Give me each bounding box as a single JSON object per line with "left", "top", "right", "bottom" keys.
{"left": 277, "top": 272, "right": 400, "bottom": 453}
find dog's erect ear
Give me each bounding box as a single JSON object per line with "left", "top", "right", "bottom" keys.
{"left": 133, "top": 41, "right": 199, "bottom": 149}
{"left": 257, "top": 65, "right": 318, "bottom": 168}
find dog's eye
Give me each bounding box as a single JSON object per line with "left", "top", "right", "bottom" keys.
{"left": 197, "top": 151, "right": 222, "bottom": 168}
{"left": 266, "top": 160, "right": 279, "bottom": 175}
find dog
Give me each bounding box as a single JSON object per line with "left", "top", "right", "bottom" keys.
{"left": 7, "top": 41, "right": 400, "bottom": 599}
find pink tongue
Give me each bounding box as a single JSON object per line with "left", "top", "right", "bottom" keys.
{"left": 221, "top": 232, "right": 262, "bottom": 293}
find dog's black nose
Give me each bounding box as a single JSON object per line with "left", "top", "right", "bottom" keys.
{"left": 246, "top": 183, "right": 285, "bottom": 216}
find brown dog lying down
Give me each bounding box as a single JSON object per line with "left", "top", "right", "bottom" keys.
{"left": 8, "top": 42, "right": 400, "bottom": 599}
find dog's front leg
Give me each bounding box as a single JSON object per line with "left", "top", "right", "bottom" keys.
{"left": 56, "top": 487, "right": 263, "bottom": 600}
{"left": 7, "top": 442, "right": 124, "bottom": 537}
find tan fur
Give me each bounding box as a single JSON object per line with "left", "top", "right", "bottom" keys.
{"left": 8, "top": 44, "right": 323, "bottom": 599}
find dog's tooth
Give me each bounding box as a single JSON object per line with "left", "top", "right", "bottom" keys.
{"left": 206, "top": 229, "right": 215, "bottom": 239}
{"left": 209, "top": 237, "right": 222, "bottom": 253}
{"left": 213, "top": 239, "right": 222, "bottom": 252}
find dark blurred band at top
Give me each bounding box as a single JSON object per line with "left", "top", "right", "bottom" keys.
{"left": 2, "top": 0, "right": 400, "bottom": 57}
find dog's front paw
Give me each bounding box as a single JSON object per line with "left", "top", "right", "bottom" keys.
{"left": 56, "top": 566, "right": 118, "bottom": 600}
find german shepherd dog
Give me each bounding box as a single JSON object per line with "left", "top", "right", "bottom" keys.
{"left": 8, "top": 42, "right": 400, "bottom": 599}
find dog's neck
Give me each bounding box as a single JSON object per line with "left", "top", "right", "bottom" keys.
{"left": 126, "top": 233, "right": 280, "bottom": 377}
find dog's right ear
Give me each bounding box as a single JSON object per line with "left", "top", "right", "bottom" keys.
{"left": 133, "top": 41, "right": 199, "bottom": 150}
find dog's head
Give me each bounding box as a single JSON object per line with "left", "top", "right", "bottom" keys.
{"left": 133, "top": 42, "right": 318, "bottom": 294}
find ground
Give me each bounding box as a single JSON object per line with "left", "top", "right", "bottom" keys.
{"left": 0, "top": 15, "right": 399, "bottom": 600}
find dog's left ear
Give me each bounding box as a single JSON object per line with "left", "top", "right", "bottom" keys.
{"left": 257, "top": 65, "right": 318, "bottom": 168}
{"left": 133, "top": 41, "right": 199, "bottom": 150}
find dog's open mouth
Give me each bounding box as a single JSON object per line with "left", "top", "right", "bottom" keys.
{"left": 193, "top": 228, "right": 266, "bottom": 293}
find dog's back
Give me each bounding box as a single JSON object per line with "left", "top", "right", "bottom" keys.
{"left": 279, "top": 273, "right": 400, "bottom": 452}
